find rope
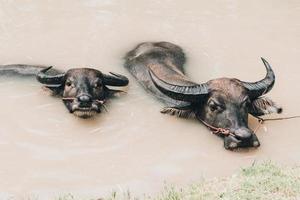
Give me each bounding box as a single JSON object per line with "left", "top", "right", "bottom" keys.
{"left": 197, "top": 117, "right": 236, "bottom": 137}
{"left": 61, "top": 97, "right": 108, "bottom": 112}
{"left": 253, "top": 115, "right": 300, "bottom": 133}
{"left": 62, "top": 97, "right": 105, "bottom": 104}
{"left": 198, "top": 115, "right": 300, "bottom": 136}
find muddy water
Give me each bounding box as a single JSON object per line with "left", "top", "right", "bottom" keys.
{"left": 0, "top": 0, "right": 299, "bottom": 199}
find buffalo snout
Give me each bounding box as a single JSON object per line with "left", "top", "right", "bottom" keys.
{"left": 233, "top": 127, "right": 253, "bottom": 140}
{"left": 224, "top": 128, "right": 260, "bottom": 150}
{"left": 77, "top": 94, "right": 93, "bottom": 107}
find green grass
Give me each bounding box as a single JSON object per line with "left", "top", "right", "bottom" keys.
{"left": 102, "top": 161, "right": 300, "bottom": 200}
{"left": 155, "top": 162, "right": 300, "bottom": 200}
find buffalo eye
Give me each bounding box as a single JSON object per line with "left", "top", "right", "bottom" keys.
{"left": 93, "top": 79, "right": 102, "bottom": 89}
{"left": 93, "top": 82, "right": 102, "bottom": 89}
{"left": 65, "top": 80, "right": 73, "bottom": 87}
{"left": 208, "top": 100, "right": 224, "bottom": 112}
{"left": 241, "top": 97, "right": 251, "bottom": 108}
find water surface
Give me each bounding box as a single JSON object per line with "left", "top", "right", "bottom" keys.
{"left": 0, "top": 0, "right": 299, "bottom": 199}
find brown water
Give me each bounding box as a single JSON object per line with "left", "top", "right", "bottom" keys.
{"left": 0, "top": 0, "right": 299, "bottom": 199}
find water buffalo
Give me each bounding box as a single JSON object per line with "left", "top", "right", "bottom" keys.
{"left": 124, "top": 42, "right": 282, "bottom": 150}
{"left": 0, "top": 65, "right": 129, "bottom": 118}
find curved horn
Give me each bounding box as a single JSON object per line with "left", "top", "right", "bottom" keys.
{"left": 103, "top": 72, "right": 129, "bottom": 86}
{"left": 241, "top": 57, "right": 275, "bottom": 99}
{"left": 36, "top": 66, "right": 65, "bottom": 86}
{"left": 149, "top": 69, "right": 209, "bottom": 102}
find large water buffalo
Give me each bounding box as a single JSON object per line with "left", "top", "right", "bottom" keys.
{"left": 0, "top": 65, "right": 129, "bottom": 118}
{"left": 124, "top": 42, "right": 282, "bottom": 150}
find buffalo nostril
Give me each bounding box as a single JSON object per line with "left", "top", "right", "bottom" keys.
{"left": 78, "top": 95, "right": 91, "bottom": 102}
{"left": 234, "top": 128, "right": 252, "bottom": 140}
{"left": 77, "top": 95, "right": 92, "bottom": 107}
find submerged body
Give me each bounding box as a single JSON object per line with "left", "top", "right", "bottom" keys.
{"left": 125, "top": 42, "right": 282, "bottom": 150}
{"left": 124, "top": 42, "right": 190, "bottom": 108}
{"left": 0, "top": 65, "right": 129, "bottom": 118}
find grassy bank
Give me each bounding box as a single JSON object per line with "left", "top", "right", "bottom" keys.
{"left": 101, "top": 161, "right": 300, "bottom": 200}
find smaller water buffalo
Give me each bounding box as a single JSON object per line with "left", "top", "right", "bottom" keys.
{"left": 124, "top": 42, "right": 282, "bottom": 150}
{"left": 0, "top": 65, "right": 129, "bottom": 118}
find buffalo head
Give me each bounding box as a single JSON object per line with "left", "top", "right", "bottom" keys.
{"left": 150, "top": 58, "right": 282, "bottom": 150}
{"left": 37, "top": 67, "right": 129, "bottom": 118}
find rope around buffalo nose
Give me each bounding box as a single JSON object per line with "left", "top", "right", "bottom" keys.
{"left": 198, "top": 115, "right": 300, "bottom": 137}
{"left": 197, "top": 117, "right": 236, "bottom": 137}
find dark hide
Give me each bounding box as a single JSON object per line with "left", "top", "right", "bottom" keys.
{"left": 124, "top": 42, "right": 282, "bottom": 150}
{"left": 0, "top": 65, "right": 129, "bottom": 118}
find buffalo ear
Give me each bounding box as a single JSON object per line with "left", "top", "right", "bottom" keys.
{"left": 105, "top": 87, "right": 126, "bottom": 98}
{"left": 248, "top": 96, "right": 282, "bottom": 117}
{"left": 42, "top": 85, "right": 64, "bottom": 97}
{"left": 160, "top": 106, "right": 195, "bottom": 118}
{"left": 103, "top": 72, "right": 129, "bottom": 87}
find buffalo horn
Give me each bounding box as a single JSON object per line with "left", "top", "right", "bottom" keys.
{"left": 241, "top": 57, "right": 275, "bottom": 99}
{"left": 103, "top": 72, "right": 129, "bottom": 86}
{"left": 36, "top": 66, "right": 65, "bottom": 86}
{"left": 149, "top": 69, "right": 209, "bottom": 102}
